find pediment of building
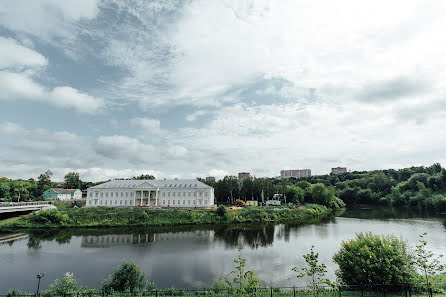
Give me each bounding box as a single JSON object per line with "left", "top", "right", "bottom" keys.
{"left": 138, "top": 182, "right": 155, "bottom": 188}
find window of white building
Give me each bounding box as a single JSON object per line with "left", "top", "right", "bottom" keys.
{"left": 173, "top": 192, "right": 175, "bottom": 197}
{"left": 106, "top": 192, "right": 108, "bottom": 197}
{"left": 183, "top": 200, "right": 185, "bottom": 205}
{"left": 101, "top": 193, "right": 103, "bottom": 197}
{"left": 194, "top": 192, "right": 197, "bottom": 197}
{"left": 168, "top": 200, "right": 170, "bottom": 205}
{"left": 188, "top": 200, "right": 190, "bottom": 205}
{"left": 188, "top": 192, "right": 191, "bottom": 197}
{"left": 115, "top": 200, "right": 117, "bottom": 205}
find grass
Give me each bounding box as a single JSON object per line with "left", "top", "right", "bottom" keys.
{"left": 0, "top": 204, "right": 331, "bottom": 230}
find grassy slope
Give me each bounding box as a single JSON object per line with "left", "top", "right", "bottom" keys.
{"left": 0, "top": 204, "right": 330, "bottom": 230}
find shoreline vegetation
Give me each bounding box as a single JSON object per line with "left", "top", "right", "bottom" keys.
{"left": 0, "top": 203, "right": 332, "bottom": 231}
{"left": 5, "top": 233, "right": 445, "bottom": 297}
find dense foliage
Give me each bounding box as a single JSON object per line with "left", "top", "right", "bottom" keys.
{"left": 0, "top": 204, "right": 331, "bottom": 229}
{"left": 333, "top": 232, "right": 414, "bottom": 287}
{"left": 210, "top": 164, "right": 446, "bottom": 211}
{"left": 101, "top": 261, "right": 146, "bottom": 294}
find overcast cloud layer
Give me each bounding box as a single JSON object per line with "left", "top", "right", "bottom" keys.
{"left": 1, "top": 0, "right": 446, "bottom": 181}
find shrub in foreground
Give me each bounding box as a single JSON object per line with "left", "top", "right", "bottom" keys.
{"left": 101, "top": 261, "right": 146, "bottom": 294}
{"left": 333, "top": 232, "right": 414, "bottom": 288}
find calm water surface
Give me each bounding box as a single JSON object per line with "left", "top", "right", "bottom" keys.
{"left": 0, "top": 206, "right": 445, "bottom": 293}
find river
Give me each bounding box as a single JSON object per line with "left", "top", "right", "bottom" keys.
{"left": 0, "top": 206, "right": 445, "bottom": 293}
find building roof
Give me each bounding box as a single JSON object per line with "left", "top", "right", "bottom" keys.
{"left": 88, "top": 179, "right": 212, "bottom": 190}
{"left": 49, "top": 188, "right": 81, "bottom": 194}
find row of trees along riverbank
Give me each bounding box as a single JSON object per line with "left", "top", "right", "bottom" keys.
{"left": 2, "top": 163, "right": 446, "bottom": 211}
{"left": 5, "top": 232, "right": 445, "bottom": 297}
{"left": 209, "top": 163, "right": 446, "bottom": 211}
{"left": 0, "top": 204, "right": 331, "bottom": 229}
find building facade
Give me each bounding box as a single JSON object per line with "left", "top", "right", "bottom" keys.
{"left": 238, "top": 172, "right": 251, "bottom": 181}
{"left": 43, "top": 188, "right": 82, "bottom": 200}
{"left": 280, "top": 169, "right": 311, "bottom": 178}
{"left": 331, "top": 167, "right": 347, "bottom": 174}
{"left": 86, "top": 179, "right": 214, "bottom": 208}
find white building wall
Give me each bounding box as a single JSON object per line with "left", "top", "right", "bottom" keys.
{"left": 86, "top": 187, "right": 214, "bottom": 208}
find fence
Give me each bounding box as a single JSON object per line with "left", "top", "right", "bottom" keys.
{"left": 2, "top": 283, "right": 446, "bottom": 297}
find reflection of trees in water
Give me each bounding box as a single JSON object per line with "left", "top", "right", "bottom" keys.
{"left": 27, "top": 237, "right": 41, "bottom": 249}
{"left": 213, "top": 224, "right": 275, "bottom": 248}
{"left": 22, "top": 215, "right": 337, "bottom": 250}
{"left": 341, "top": 205, "right": 442, "bottom": 220}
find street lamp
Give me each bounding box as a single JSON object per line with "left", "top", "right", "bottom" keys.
{"left": 36, "top": 272, "right": 45, "bottom": 296}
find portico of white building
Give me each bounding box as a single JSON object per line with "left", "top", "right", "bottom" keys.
{"left": 86, "top": 179, "right": 214, "bottom": 208}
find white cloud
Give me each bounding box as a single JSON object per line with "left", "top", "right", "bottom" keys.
{"left": 208, "top": 169, "right": 228, "bottom": 179}
{"left": 186, "top": 110, "right": 207, "bottom": 122}
{"left": 131, "top": 117, "right": 164, "bottom": 135}
{"left": 94, "top": 135, "right": 158, "bottom": 164}
{"left": 0, "top": 37, "right": 47, "bottom": 69}
{"left": 0, "top": 71, "right": 104, "bottom": 113}
{"left": 170, "top": 99, "right": 446, "bottom": 176}
{"left": 166, "top": 145, "right": 188, "bottom": 158}
{"left": 50, "top": 86, "right": 104, "bottom": 113}
{"left": 0, "top": 122, "right": 27, "bottom": 135}
{"left": 0, "top": 0, "right": 100, "bottom": 40}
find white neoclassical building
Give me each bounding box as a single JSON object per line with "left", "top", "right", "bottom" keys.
{"left": 86, "top": 179, "right": 214, "bottom": 208}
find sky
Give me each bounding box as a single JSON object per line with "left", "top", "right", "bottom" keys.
{"left": 1, "top": 0, "right": 446, "bottom": 182}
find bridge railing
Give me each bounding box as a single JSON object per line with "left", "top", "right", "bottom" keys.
{"left": 0, "top": 201, "right": 50, "bottom": 207}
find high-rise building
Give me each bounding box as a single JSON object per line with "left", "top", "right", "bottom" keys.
{"left": 205, "top": 176, "right": 215, "bottom": 182}
{"left": 238, "top": 172, "right": 251, "bottom": 181}
{"left": 280, "top": 169, "right": 311, "bottom": 178}
{"left": 331, "top": 167, "right": 347, "bottom": 174}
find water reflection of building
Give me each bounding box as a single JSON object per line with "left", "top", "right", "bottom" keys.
{"left": 81, "top": 230, "right": 215, "bottom": 248}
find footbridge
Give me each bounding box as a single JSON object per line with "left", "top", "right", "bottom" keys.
{"left": 0, "top": 201, "right": 51, "bottom": 214}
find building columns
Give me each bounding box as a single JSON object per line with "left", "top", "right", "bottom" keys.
{"left": 140, "top": 191, "right": 143, "bottom": 206}
{"left": 155, "top": 190, "right": 158, "bottom": 206}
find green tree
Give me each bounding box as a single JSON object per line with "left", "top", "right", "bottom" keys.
{"left": 224, "top": 246, "right": 262, "bottom": 293}
{"left": 37, "top": 170, "right": 53, "bottom": 195}
{"left": 293, "top": 245, "right": 332, "bottom": 295}
{"left": 286, "top": 185, "right": 305, "bottom": 204}
{"left": 413, "top": 233, "right": 445, "bottom": 295}
{"left": 101, "top": 261, "right": 146, "bottom": 293}
{"left": 132, "top": 174, "right": 155, "bottom": 180}
{"left": 333, "top": 232, "right": 413, "bottom": 288}
{"left": 216, "top": 205, "right": 228, "bottom": 217}
{"left": 64, "top": 172, "right": 82, "bottom": 189}
{"left": 43, "top": 272, "right": 77, "bottom": 296}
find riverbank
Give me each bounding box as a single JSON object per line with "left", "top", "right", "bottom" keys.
{"left": 0, "top": 204, "right": 331, "bottom": 230}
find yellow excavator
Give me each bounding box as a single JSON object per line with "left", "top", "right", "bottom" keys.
{"left": 235, "top": 199, "right": 246, "bottom": 207}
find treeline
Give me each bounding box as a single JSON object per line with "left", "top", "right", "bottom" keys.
{"left": 209, "top": 163, "right": 446, "bottom": 211}
{"left": 208, "top": 176, "right": 345, "bottom": 208}
{"left": 0, "top": 171, "right": 101, "bottom": 202}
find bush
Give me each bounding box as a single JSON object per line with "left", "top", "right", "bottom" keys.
{"left": 29, "top": 209, "right": 70, "bottom": 225}
{"left": 101, "top": 261, "right": 146, "bottom": 293}
{"left": 43, "top": 272, "right": 77, "bottom": 296}
{"left": 216, "top": 205, "right": 228, "bottom": 217}
{"left": 6, "top": 289, "right": 21, "bottom": 297}
{"left": 333, "top": 232, "right": 414, "bottom": 288}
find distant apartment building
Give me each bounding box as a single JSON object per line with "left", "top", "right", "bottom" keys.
{"left": 238, "top": 172, "right": 251, "bottom": 181}
{"left": 331, "top": 167, "right": 347, "bottom": 174}
{"left": 280, "top": 169, "right": 311, "bottom": 178}
{"left": 205, "top": 176, "right": 215, "bottom": 182}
